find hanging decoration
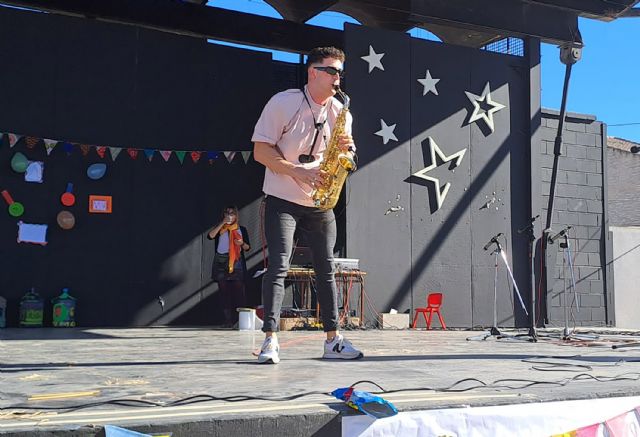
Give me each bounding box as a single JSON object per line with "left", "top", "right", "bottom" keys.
{"left": 87, "top": 163, "right": 107, "bottom": 180}
{"left": 17, "top": 222, "right": 48, "bottom": 245}
{"left": 44, "top": 139, "right": 58, "bottom": 155}
{"left": 127, "top": 148, "right": 138, "bottom": 160}
{"left": 144, "top": 149, "right": 155, "bottom": 162}
{"left": 56, "top": 211, "right": 76, "bottom": 230}
{"left": 160, "top": 150, "right": 172, "bottom": 162}
{"left": 10, "top": 152, "right": 29, "bottom": 173}
{"left": 25, "top": 161, "right": 44, "bottom": 183}
{"left": 0, "top": 128, "right": 250, "bottom": 168}
{"left": 25, "top": 136, "right": 39, "bottom": 149}
{"left": 61, "top": 183, "right": 76, "bottom": 207}
{"left": 1, "top": 189, "right": 25, "bottom": 217}
{"left": 190, "top": 151, "right": 202, "bottom": 164}
{"left": 175, "top": 151, "right": 186, "bottom": 164}
{"left": 89, "top": 195, "right": 112, "bottom": 214}
{"left": 109, "top": 146, "right": 122, "bottom": 161}
{"left": 8, "top": 134, "right": 21, "bottom": 148}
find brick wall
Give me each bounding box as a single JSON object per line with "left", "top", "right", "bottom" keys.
{"left": 608, "top": 147, "right": 640, "bottom": 227}
{"left": 539, "top": 109, "right": 608, "bottom": 327}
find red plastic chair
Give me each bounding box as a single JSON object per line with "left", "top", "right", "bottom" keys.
{"left": 412, "top": 292, "right": 447, "bottom": 330}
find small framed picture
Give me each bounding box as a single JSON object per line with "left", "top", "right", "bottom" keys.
{"left": 89, "top": 195, "right": 112, "bottom": 214}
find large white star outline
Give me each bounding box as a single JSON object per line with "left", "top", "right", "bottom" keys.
{"left": 412, "top": 137, "right": 467, "bottom": 211}
{"left": 465, "top": 82, "right": 506, "bottom": 133}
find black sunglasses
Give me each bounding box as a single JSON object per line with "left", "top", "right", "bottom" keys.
{"left": 313, "top": 66, "right": 344, "bottom": 76}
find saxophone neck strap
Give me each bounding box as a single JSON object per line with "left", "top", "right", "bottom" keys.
{"left": 299, "top": 88, "right": 330, "bottom": 164}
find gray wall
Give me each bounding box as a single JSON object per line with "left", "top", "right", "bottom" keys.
{"left": 345, "top": 24, "right": 532, "bottom": 328}
{"left": 610, "top": 226, "right": 640, "bottom": 329}
{"left": 608, "top": 147, "right": 640, "bottom": 226}
{"left": 538, "top": 109, "right": 610, "bottom": 327}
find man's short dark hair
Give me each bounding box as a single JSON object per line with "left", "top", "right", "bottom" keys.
{"left": 306, "top": 47, "right": 345, "bottom": 67}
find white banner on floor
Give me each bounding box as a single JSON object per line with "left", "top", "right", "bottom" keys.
{"left": 342, "top": 396, "right": 640, "bottom": 437}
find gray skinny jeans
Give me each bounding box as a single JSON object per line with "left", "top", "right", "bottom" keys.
{"left": 262, "top": 195, "right": 339, "bottom": 333}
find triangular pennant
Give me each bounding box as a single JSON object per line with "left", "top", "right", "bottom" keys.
{"left": 63, "top": 142, "right": 74, "bottom": 155}
{"left": 109, "top": 147, "right": 122, "bottom": 161}
{"left": 159, "top": 150, "right": 172, "bottom": 162}
{"left": 80, "top": 144, "right": 91, "bottom": 156}
{"left": 224, "top": 151, "right": 236, "bottom": 163}
{"left": 95, "top": 146, "right": 107, "bottom": 159}
{"left": 175, "top": 151, "right": 186, "bottom": 164}
{"left": 127, "top": 148, "right": 139, "bottom": 160}
{"left": 25, "top": 136, "right": 40, "bottom": 149}
{"left": 8, "top": 134, "right": 21, "bottom": 148}
{"left": 207, "top": 151, "right": 219, "bottom": 165}
{"left": 241, "top": 151, "right": 252, "bottom": 164}
{"left": 190, "top": 151, "right": 202, "bottom": 164}
{"left": 143, "top": 149, "right": 155, "bottom": 162}
{"left": 43, "top": 139, "right": 58, "bottom": 155}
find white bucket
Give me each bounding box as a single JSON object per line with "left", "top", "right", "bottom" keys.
{"left": 237, "top": 308, "right": 256, "bottom": 331}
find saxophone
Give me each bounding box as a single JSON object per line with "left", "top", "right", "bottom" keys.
{"left": 312, "top": 87, "right": 355, "bottom": 210}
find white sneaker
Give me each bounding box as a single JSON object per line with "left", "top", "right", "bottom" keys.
{"left": 257, "top": 336, "right": 280, "bottom": 364}
{"left": 323, "top": 334, "right": 363, "bottom": 360}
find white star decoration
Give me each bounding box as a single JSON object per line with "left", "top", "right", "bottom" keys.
{"left": 412, "top": 137, "right": 467, "bottom": 211}
{"left": 417, "top": 69, "right": 440, "bottom": 96}
{"left": 465, "top": 82, "right": 506, "bottom": 133}
{"left": 374, "top": 119, "right": 398, "bottom": 145}
{"left": 361, "top": 45, "right": 385, "bottom": 73}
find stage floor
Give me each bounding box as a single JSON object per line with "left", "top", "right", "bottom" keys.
{"left": 2, "top": 327, "right": 640, "bottom": 436}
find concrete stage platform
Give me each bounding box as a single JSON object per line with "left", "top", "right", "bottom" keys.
{"left": 2, "top": 327, "right": 640, "bottom": 436}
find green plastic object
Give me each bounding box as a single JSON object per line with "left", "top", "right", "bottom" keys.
{"left": 52, "top": 288, "right": 76, "bottom": 327}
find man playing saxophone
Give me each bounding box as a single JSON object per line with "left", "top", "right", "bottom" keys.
{"left": 252, "top": 46, "right": 363, "bottom": 364}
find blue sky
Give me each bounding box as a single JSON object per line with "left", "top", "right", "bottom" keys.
{"left": 208, "top": 0, "right": 639, "bottom": 143}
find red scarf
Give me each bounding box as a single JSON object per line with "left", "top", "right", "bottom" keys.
{"left": 220, "top": 223, "right": 241, "bottom": 273}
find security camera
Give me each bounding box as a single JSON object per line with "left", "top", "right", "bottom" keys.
{"left": 631, "top": 145, "right": 640, "bottom": 154}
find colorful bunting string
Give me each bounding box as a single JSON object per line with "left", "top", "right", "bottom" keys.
{"left": 0, "top": 129, "right": 251, "bottom": 166}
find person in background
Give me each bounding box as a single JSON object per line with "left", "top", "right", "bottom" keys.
{"left": 208, "top": 205, "right": 251, "bottom": 327}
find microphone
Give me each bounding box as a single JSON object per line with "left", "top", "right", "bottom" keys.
{"left": 517, "top": 215, "right": 540, "bottom": 234}
{"left": 483, "top": 233, "right": 503, "bottom": 251}
{"left": 548, "top": 226, "right": 572, "bottom": 243}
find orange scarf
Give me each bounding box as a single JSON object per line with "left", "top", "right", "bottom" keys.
{"left": 220, "top": 223, "right": 241, "bottom": 273}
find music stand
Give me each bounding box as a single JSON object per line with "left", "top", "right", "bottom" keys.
{"left": 468, "top": 234, "right": 529, "bottom": 341}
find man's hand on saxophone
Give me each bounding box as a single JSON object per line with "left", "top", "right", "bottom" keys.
{"left": 337, "top": 133, "right": 355, "bottom": 161}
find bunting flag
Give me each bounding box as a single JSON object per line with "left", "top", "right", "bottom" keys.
{"left": 190, "top": 151, "right": 201, "bottom": 164}
{"left": 143, "top": 149, "right": 155, "bottom": 162}
{"left": 0, "top": 128, "right": 252, "bottom": 168}
{"left": 241, "top": 151, "right": 252, "bottom": 164}
{"left": 175, "top": 151, "right": 186, "bottom": 164}
{"left": 224, "top": 151, "right": 236, "bottom": 163}
{"left": 109, "top": 146, "right": 122, "bottom": 161}
{"left": 25, "top": 136, "right": 39, "bottom": 149}
{"left": 8, "top": 134, "right": 21, "bottom": 148}
{"left": 160, "top": 150, "right": 172, "bottom": 162}
{"left": 43, "top": 139, "right": 58, "bottom": 155}
{"left": 127, "top": 148, "right": 139, "bottom": 160}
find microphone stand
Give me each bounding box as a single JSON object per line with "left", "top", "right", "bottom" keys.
{"left": 468, "top": 234, "right": 529, "bottom": 341}
{"left": 517, "top": 215, "right": 540, "bottom": 342}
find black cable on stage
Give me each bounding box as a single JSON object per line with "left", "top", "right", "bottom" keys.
{"left": 4, "top": 373, "right": 640, "bottom": 413}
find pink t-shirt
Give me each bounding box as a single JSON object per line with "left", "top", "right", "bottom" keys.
{"left": 251, "top": 86, "right": 353, "bottom": 207}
